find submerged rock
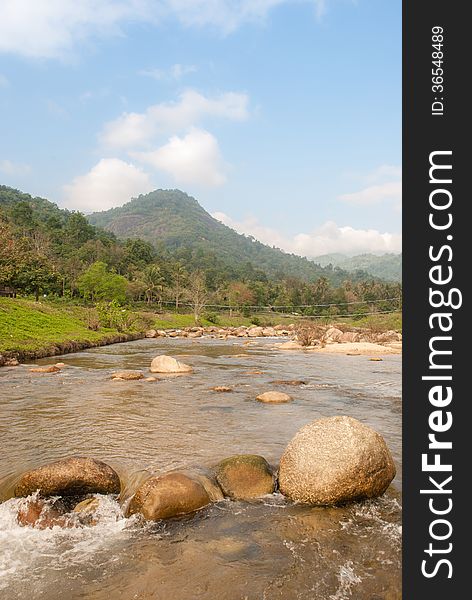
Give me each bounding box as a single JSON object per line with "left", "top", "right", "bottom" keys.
{"left": 210, "top": 385, "right": 233, "bottom": 392}
{"left": 17, "top": 497, "right": 71, "bottom": 529}
{"left": 127, "top": 472, "right": 211, "bottom": 520}
{"left": 215, "top": 454, "right": 276, "bottom": 500}
{"left": 256, "top": 391, "right": 292, "bottom": 404}
{"left": 272, "top": 380, "right": 307, "bottom": 386}
{"left": 14, "top": 457, "right": 121, "bottom": 498}
{"left": 279, "top": 416, "right": 396, "bottom": 505}
{"left": 30, "top": 365, "right": 60, "bottom": 373}
{"left": 277, "top": 341, "right": 303, "bottom": 350}
{"left": 149, "top": 355, "right": 193, "bottom": 374}
{"left": 111, "top": 370, "right": 144, "bottom": 380}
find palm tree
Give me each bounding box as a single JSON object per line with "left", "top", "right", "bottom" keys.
{"left": 143, "top": 265, "right": 165, "bottom": 306}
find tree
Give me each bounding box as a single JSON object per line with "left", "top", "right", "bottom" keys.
{"left": 169, "top": 261, "right": 188, "bottom": 309}
{"left": 142, "top": 264, "right": 165, "bottom": 305}
{"left": 187, "top": 271, "right": 208, "bottom": 324}
{"left": 226, "top": 281, "right": 255, "bottom": 316}
{"left": 77, "top": 261, "right": 128, "bottom": 302}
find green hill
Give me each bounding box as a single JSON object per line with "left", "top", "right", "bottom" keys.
{"left": 314, "top": 252, "right": 402, "bottom": 282}
{"left": 88, "top": 189, "right": 370, "bottom": 285}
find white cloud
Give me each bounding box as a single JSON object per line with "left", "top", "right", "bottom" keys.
{"left": 338, "top": 181, "right": 402, "bottom": 206}
{"left": 0, "top": 1, "right": 328, "bottom": 59}
{"left": 100, "top": 90, "right": 249, "bottom": 148}
{"left": 0, "top": 74, "right": 9, "bottom": 88}
{"left": 134, "top": 128, "right": 226, "bottom": 187}
{"left": 213, "top": 212, "right": 401, "bottom": 256}
{"left": 363, "top": 164, "right": 402, "bottom": 183}
{"left": 164, "top": 1, "right": 328, "bottom": 32}
{"left": 339, "top": 164, "right": 402, "bottom": 207}
{"left": 62, "top": 158, "right": 153, "bottom": 212}
{"left": 139, "top": 63, "right": 197, "bottom": 81}
{"left": 0, "top": 159, "right": 31, "bottom": 176}
{"left": 0, "top": 0, "right": 152, "bottom": 59}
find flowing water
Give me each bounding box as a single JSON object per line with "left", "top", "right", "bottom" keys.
{"left": 0, "top": 337, "right": 402, "bottom": 599}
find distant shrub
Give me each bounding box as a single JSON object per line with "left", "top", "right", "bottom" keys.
{"left": 204, "top": 311, "right": 220, "bottom": 325}
{"left": 96, "top": 300, "right": 131, "bottom": 332}
{"left": 250, "top": 316, "right": 261, "bottom": 326}
{"left": 295, "top": 322, "right": 325, "bottom": 347}
{"left": 85, "top": 308, "right": 100, "bottom": 331}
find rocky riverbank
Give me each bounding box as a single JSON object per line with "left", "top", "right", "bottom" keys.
{"left": 0, "top": 323, "right": 402, "bottom": 366}
{"left": 0, "top": 331, "right": 145, "bottom": 367}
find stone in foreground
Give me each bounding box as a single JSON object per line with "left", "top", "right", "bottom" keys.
{"left": 256, "top": 391, "right": 292, "bottom": 404}
{"left": 279, "top": 416, "right": 396, "bottom": 505}
{"left": 14, "top": 457, "right": 121, "bottom": 498}
{"left": 150, "top": 355, "right": 193, "bottom": 374}
{"left": 215, "top": 454, "right": 276, "bottom": 500}
{"left": 126, "top": 472, "right": 211, "bottom": 520}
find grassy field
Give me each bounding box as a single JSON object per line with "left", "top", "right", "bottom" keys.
{"left": 0, "top": 297, "right": 402, "bottom": 358}
{"left": 0, "top": 298, "right": 143, "bottom": 355}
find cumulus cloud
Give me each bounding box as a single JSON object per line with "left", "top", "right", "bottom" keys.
{"left": 134, "top": 128, "right": 226, "bottom": 187}
{"left": 62, "top": 158, "right": 153, "bottom": 213}
{"left": 338, "top": 164, "right": 402, "bottom": 208}
{"left": 100, "top": 90, "right": 249, "bottom": 148}
{"left": 338, "top": 181, "right": 402, "bottom": 206}
{"left": 0, "top": 1, "right": 328, "bottom": 59}
{"left": 213, "top": 212, "right": 401, "bottom": 256}
{"left": 0, "top": 0, "right": 152, "bottom": 59}
{"left": 0, "top": 159, "right": 31, "bottom": 176}
{"left": 139, "top": 63, "right": 197, "bottom": 81}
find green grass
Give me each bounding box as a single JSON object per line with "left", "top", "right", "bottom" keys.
{"left": 0, "top": 298, "right": 131, "bottom": 354}
{"left": 333, "top": 311, "right": 402, "bottom": 332}
{"left": 0, "top": 298, "right": 402, "bottom": 358}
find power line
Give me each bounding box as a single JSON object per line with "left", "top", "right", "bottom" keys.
{"left": 158, "top": 297, "right": 402, "bottom": 310}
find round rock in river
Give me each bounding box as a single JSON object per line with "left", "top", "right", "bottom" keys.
{"left": 256, "top": 391, "right": 292, "bottom": 404}
{"left": 14, "top": 457, "right": 121, "bottom": 498}
{"left": 126, "top": 472, "right": 211, "bottom": 520}
{"left": 279, "top": 416, "right": 396, "bottom": 505}
{"left": 215, "top": 454, "right": 276, "bottom": 500}
{"left": 149, "top": 355, "right": 193, "bottom": 374}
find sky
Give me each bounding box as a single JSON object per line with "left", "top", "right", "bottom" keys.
{"left": 0, "top": 0, "right": 401, "bottom": 257}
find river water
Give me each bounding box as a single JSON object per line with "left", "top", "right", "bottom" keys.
{"left": 0, "top": 337, "right": 402, "bottom": 599}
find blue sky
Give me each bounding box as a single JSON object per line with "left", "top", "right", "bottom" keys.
{"left": 0, "top": 0, "right": 401, "bottom": 257}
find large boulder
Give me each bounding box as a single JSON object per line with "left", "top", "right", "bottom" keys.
{"left": 279, "top": 416, "right": 396, "bottom": 505}
{"left": 150, "top": 355, "right": 193, "bottom": 374}
{"left": 247, "top": 327, "right": 264, "bottom": 337}
{"left": 256, "top": 391, "right": 292, "bottom": 404}
{"left": 323, "top": 327, "right": 344, "bottom": 343}
{"left": 215, "top": 455, "right": 276, "bottom": 500}
{"left": 126, "top": 472, "right": 211, "bottom": 520}
{"left": 339, "top": 331, "right": 359, "bottom": 343}
{"left": 14, "top": 457, "right": 121, "bottom": 498}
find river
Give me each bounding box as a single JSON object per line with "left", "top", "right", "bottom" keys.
{"left": 0, "top": 337, "right": 402, "bottom": 599}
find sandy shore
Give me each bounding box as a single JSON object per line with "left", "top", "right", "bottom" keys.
{"left": 277, "top": 341, "right": 402, "bottom": 355}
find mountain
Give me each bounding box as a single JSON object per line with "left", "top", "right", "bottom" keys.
{"left": 313, "top": 252, "right": 402, "bottom": 282}
{"left": 88, "top": 189, "right": 372, "bottom": 285}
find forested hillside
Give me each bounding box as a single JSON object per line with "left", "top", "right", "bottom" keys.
{"left": 314, "top": 252, "right": 402, "bottom": 282}
{"left": 88, "top": 189, "right": 373, "bottom": 286}
{"left": 0, "top": 185, "right": 401, "bottom": 315}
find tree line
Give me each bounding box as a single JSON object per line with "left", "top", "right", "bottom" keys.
{"left": 0, "top": 186, "right": 401, "bottom": 319}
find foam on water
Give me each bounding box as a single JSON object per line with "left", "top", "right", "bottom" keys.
{"left": 0, "top": 493, "right": 131, "bottom": 591}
